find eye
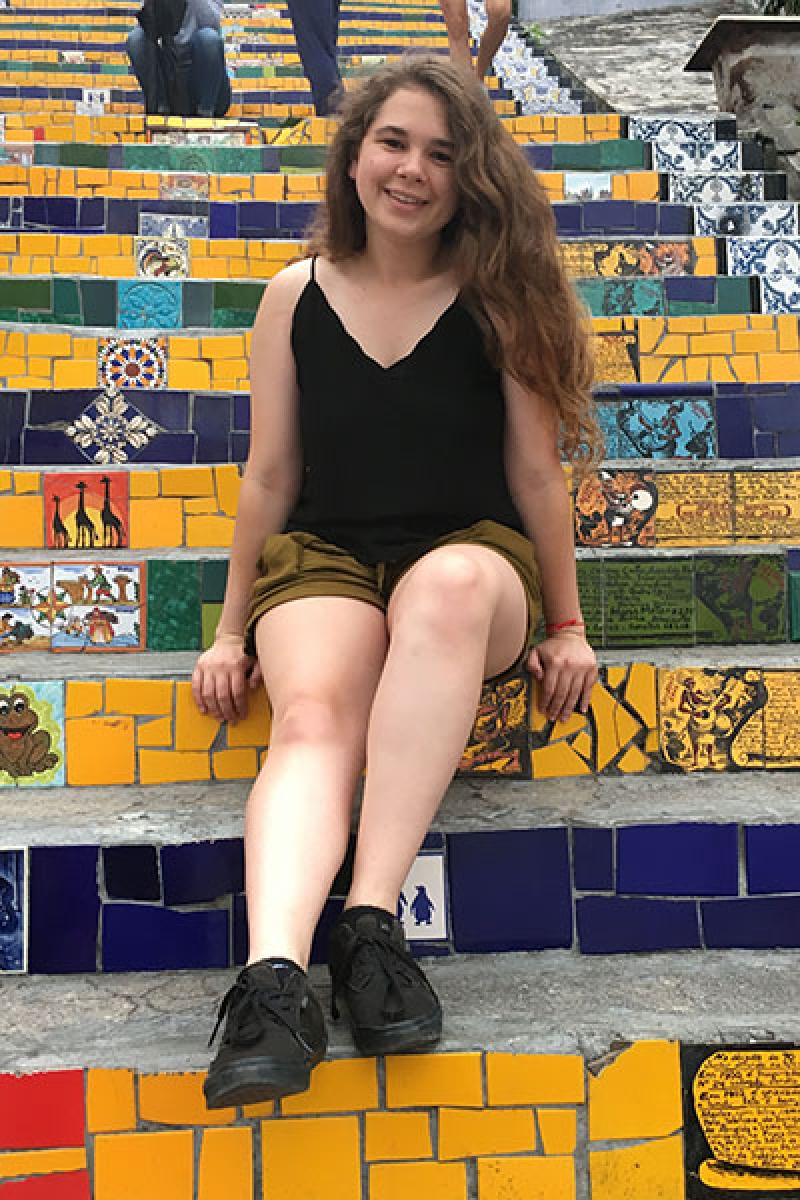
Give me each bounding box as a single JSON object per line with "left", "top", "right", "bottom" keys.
{"left": 12, "top": 697, "right": 26, "bottom": 713}
{"left": 0, "top": 700, "right": 8, "bottom": 718}
{"left": 380, "top": 137, "right": 403, "bottom": 150}
{"left": 630, "top": 488, "right": 654, "bottom": 511}
{"left": 431, "top": 150, "right": 453, "bottom": 164}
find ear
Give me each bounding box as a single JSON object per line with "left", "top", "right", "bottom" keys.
{"left": 347, "top": 155, "right": 358, "bottom": 181}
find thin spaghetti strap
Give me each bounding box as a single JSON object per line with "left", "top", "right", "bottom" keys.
{"left": 310, "top": 255, "right": 318, "bottom": 281}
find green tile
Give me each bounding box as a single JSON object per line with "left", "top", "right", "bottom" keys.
{"left": 146, "top": 560, "right": 202, "bottom": 651}
{"left": 201, "top": 558, "right": 229, "bottom": 603}
{"left": 790, "top": 574, "right": 800, "bottom": 642}
{"left": 81, "top": 280, "right": 117, "bottom": 327}
{"left": 0, "top": 278, "right": 50, "bottom": 308}
{"left": 551, "top": 142, "right": 600, "bottom": 171}
{"left": 213, "top": 281, "right": 264, "bottom": 310}
{"left": 279, "top": 146, "right": 328, "bottom": 170}
{"left": 576, "top": 558, "right": 604, "bottom": 646}
{"left": 183, "top": 282, "right": 213, "bottom": 329}
{"left": 201, "top": 602, "right": 224, "bottom": 650}
{"left": 716, "top": 275, "right": 754, "bottom": 314}
{"left": 53, "top": 279, "right": 82, "bottom": 323}
{"left": 58, "top": 143, "right": 110, "bottom": 168}
{"left": 695, "top": 554, "right": 786, "bottom": 644}
{"left": 604, "top": 558, "right": 694, "bottom": 647}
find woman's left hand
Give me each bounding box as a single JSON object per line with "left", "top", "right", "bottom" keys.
{"left": 526, "top": 633, "right": 598, "bottom": 723}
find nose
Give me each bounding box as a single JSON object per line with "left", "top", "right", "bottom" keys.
{"left": 396, "top": 146, "right": 425, "bottom": 180}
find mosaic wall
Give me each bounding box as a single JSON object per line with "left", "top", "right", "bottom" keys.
{"left": 6, "top": 1042, "right": 800, "bottom": 1198}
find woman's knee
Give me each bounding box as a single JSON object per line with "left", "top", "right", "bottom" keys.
{"left": 271, "top": 693, "right": 363, "bottom": 747}
{"left": 392, "top": 552, "right": 495, "bottom": 642}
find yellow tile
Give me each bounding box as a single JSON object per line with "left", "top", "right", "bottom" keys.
{"left": 138, "top": 716, "right": 173, "bottom": 747}
{"left": 590, "top": 1134, "right": 684, "bottom": 1200}
{"left": 168, "top": 359, "right": 212, "bottom": 389}
{"left": 107, "top": 678, "right": 173, "bottom": 716}
{"left": 617, "top": 744, "right": 650, "bottom": 773}
{"left": 538, "top": 1109, "right": 577, "bottom": 1155}
{"left": 0, "top": 1148, "right": 87, "bottom": 1178}
{"left": 589, "top": 1041, "right": 681, "bottom": 1140}
{"left": 627, "top": 171, "right": 659, "bottom": 201}
{"left": 186, "top": 515, "right": 235, "bottom": 547}
{"left": 53, "top": 358, "right": 96, "bottom": 388}
{"left": 65, "top": 680, "right": 103, "bottom": 717}
{"left": 365, "top": 1112, "right": 432, "bottom": 1162}
{"left": 386, "top": 1053, "right": 483, "bottom": 1109}
{"left": 13, "top": 472, "right": 40, "bottom": 495}
{"left": 160, "top": 467, "right": 215, "bottom": 498}
{"left": 198, "top": 1127, "right": 252, "bottom": 1200}
{"left": 174, "top": 681, "right": 219, "bottom": 751}
{"left": 94, "top": 1131, "right": 194, "bottom": 1200}
{"left": 477, "top": 1156, "right": 575, "bottom": 1200}
{"left": 202, "top": 334, "right": 245, "bottom": 360}
{"left": 262, "top": 1116, "right": 360, "bottom": 1200}
{"left": 87, "top": 1069, "right": 136, "bottom": 1133}
{"left": 139, "top": 1072, "right": 235, "bottom": 1125}
{"left": 439, "top": 1107, "right": 536, "bottom": 1160}
{"left": 139, "top": 749, "right": 210, "bottom": 784}
{"left": 212, "top": 747, "right": 257, "bottom": 778}
{"left": 486, "top": 1054, "right": 584, "bottom": 1106}
{"left": 66, "top": 717, "right": 135, "bottom": 785}
{"left": 241, "top": 1100, "right": 274, "bottom": 1117}
{"left": 0, "top": 470, "right": 11, "bottom": 492}
{"left": 728, "top": 354, "right": 758, "bottom": 383}
{"left": 169, "top": 336, "right": 200, "bottom": 359}
{"left": 761, "top": 352, "right": 800, "bottom": 382}
{"left": 185, "top": 498, "right": 217, "bottom": 514}
{"left": 531, "top": 741, "right": 593, "bottom": 779}
{"left": 226, "top": 685, "right": 271, "bottom": 748}
{"left": 282, "top": 1058, "right": 379, "bottom": 1115}
{"left": 592, "top": 682, "right": 646, "bottom": 772}
{"left": 656, "top": 334, "right": 689, "bottom": 357}
{"left": 130, "top": 471, "right": 160, "bottom": 498}
{"left": 636, "top": 318, "right": 665, "bottom": 355}
{"left": 777, "top": 315, "right": 799, "bottom": 352}
{"left": 27, "top": 331, "right": 72, "bottom": 357}
{"left": 215, "top": 464, "right": 241, "bottom": 518}
{"left": 371, "top": 1161, "right": 467, "bottom": 1200}
{"left": 128, "top": 498, "right": 184, "bottom": 549}
{"left": 735, "top": 330, "right": 777, "bottom": 354}
{"left": 623, "top": 663, "right": 657, "bottom": 728}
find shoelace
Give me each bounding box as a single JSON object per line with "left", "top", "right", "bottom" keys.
{"left": 208, "top": 975, "right": 315, "bottom": 1056}
{"left": 331, "top": 933, "right": 422, "bottom": 1022}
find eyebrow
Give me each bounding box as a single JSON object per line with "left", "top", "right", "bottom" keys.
{"left": 372, "top": 124, "right": 455, "bottom": 150}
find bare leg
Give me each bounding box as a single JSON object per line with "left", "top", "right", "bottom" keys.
{"left": 439, "top": 0, "right": 472, "bottom": 73}
{"left": 246, "top": 596, "right": 387, "bottom": 968}
{"left": 476, "top": 0, "right": 512, "bottom": 79}
{"left": 346, "top": 545, "right": 528, "bottom": 912}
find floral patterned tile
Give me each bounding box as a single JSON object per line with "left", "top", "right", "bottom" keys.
{"left": 65, "top": 388, "right": 162, "bottom": 466}
{"left": 98, "top": 337, "right": 168, "bottom": 391}
{"left": 694, "top": 204, "right": 798, "bottom": 238}
{"left": 653, "top": 142, "right": 741, "bottom": 173}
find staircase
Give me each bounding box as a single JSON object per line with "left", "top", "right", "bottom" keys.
{"left": 2, "top": 3, "right": 800, "bottom": 1198}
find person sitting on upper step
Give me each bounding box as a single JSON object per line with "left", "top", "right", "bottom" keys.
{"left": 440, "top": 0, "right": 512, "bottom": 81}
{"left": 126, "top": 0, "right": 231, "bottom": 118}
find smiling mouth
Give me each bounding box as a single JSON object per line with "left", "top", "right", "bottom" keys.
{"left": 0, "top": 728, "right": 23, "bottom": 740}
{"left": 385, "top": 189, "right": 427, "bottom": 206}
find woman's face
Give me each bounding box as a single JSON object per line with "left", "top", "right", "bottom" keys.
{"left": 348, "top": 85, "right": 459, "bottom": 244}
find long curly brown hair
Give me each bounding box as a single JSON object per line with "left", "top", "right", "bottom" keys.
{"left": 306, "top": 54, "right": 602, "bottom": 466}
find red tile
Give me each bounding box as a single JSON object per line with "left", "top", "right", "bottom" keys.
{"left": 0, "top": 1172, "right": 91, "bottom": 1198}
{"left": 0, "top": 1072, "right": 85, "bottom": 1150}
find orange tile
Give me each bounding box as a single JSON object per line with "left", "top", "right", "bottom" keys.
{"left": 262, "top": 1116, "right": 360, "bottom": 1200}
{"left": 139, "top": 1073, "right": 235, "bottom": 1126}
{"left": 281, "top": 1058, "right": 379, "bottom": 1115}
{"left": 198, "top": 1127, "right": 253, "bottom": 1200}
{"left": 371, "top": 1161, "right": 467, "bottom": 1200}
{"left": 94, "top": 1131, "right": 194, "bottom": 1200}
{"left": 365, "top": 1112, "right": 432, "bottom": 1162}
{"left": 385, "top": 1053, "right": 483, "bottom": 1109}
{"left": 66, "top": 717, "right": 135, "bottom": 786}
{"left": 486, "top": 1054, "right": 584, "bottom": 1106}
{"left": 87, "top": 1069, "right": 136, "bottom": 1134}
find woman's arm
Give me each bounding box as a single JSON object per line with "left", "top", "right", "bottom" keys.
{"left": 191, "top": 260, "right": 310, "bottom": 722}
{"left": 503, "top": 370, "right": 598, "bottom": 723}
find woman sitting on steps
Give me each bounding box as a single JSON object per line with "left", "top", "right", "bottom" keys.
{"left": 192, "top": 54, "right": 601, "bottom": 1108}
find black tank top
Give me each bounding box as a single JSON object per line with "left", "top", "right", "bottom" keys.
{"left": 285, "top": 259, "right": 525, "bottom": 564}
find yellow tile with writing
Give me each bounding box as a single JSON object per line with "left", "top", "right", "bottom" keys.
{"left": 486, "top": 1054, "right": 584, "bottom": 1106}
{"left": 386, "top": 1053, "right": 483, "bottom": 1109}
{"left": 139, "top": 1072, "right": 234, "bottom": 1125}
{"left": 763, "top": 670, "right": 800, "bottom": 769}
{"left": 262, "top": 1116, "right": 360, "bottom": 1200}
{"left": 477, "top": 1155, "right": 575, "bottom": 1200}
{"left": 281, "top": 1057, "right": 379, "bottom": 1115}
{"left": 589, "top": 1041, "right": 681, "bottom": 1140}
{"left": 655, "top": 471, "right": 734, "bottom": 546}
{"left": 590, "top": 1133, "right": 684, "bottom": 1200}
{"left": 365, "top": 1112, "right": 432, "bottom": 1162}
{"left": 87, "top": 1069, "right": 136, "bottom": 1134}
{"left": 439, "top": 1108, "right": 536, "bottom": 1160}
{"left": 198, "top": 1128, "right": 252, "bottom": 1200}
{"left": 94, "top": 1131, "right": 194, "bottom": 1200}
{"left": 733, "top": 470, "right": 800, "bottom": 543}
{"left": 371, "top": 1161, "right": 467, "bottom": 1200}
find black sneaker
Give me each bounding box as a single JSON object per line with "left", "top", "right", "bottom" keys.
{"left": 328, "top": 906, "right": 442, "bottom": 1056}
{"left": 203, "top": 958, "right": 327, "bottom": 1107}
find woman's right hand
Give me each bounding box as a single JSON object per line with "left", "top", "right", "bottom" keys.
{"left": 191, "top": 635, "right": 262, "bottom": 724}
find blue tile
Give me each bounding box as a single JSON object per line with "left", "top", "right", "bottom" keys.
{"left": 277, "top": 202, "right": 315, "bottom": 234}
{"left": 106, "top": 199, "right": 138, "bottom": 235}
{"left": 209, "top": 202, "right": 238, "bottom": 238}
{"left": 448, "top": 828, "right": 572, "bottom": 952}
{"left": 619, "top": 382, "right": 714, "bottom": 398}
{"left": 136, "top": 432, "right": 196, "bottom": 463}
{"left": 233, "top": 393, "right": 250, "bottom": 430}
{"left": 77, "top": 198, "right": 105, "bottom": 230}
{"left": 523, "top": 144, "right": 552, "bottom": 170}
{"left": 746, "top": 825, "right": 800, "bottom": 893}
{"left": 754, "top": 393, "right": 800, "bottom": 433}
{"left": 754, "top": 431, "right": 775, "bottom": 457}
{"left": 702, "top": 896, "right": 800, "bottom": 948}
{"left": 617, "top": 823, "right": 738, "bottom": 896}
{"left": 22, "top": 429, "right": 87, "bottom": 465}
{"left": 632, "top": 203, "right": 658, "bottom": 235}
{"left": 231, "top": 432, "right": 250, "bottom": 462}
{"left": 161, "top": 839, "right": 244, "bottom": 905}
{"left": 553, "top": 204, "right": 582, "bottom": 236}
{"left": 28, "top": 390, "right": 88, "bottom": 424}
{"left": 28, "top": 846, "right": 100, "bottom": 972}
{"left": 715, "top": 393, "right": 754, "bottom": 458}
{"left": 0, "top": 392, "right": 25, "bottom": 464}
{"left": 194, "top": 393, "right": 232, "bottom": 463}
{"left": 573, "top": 827, "right": 613, "bottom": 891}
{"left": 664, "top": 275, "right": 716, "bottom": 304}
{"left": 577, "top": 896, "right": 701, "bottom": 953}
{"left": 103, "top": 845, "right": 161, "bottom": 901}
{"left": 309, "top": 896, "right": 345, "bottom": 965}
{"left": 778, "top": 431, "right": 800, "bottom": 457}
{"left": 584, "top": 200, "right": 636, "bottom": 233}
{"left": 102, "top": 904, "right": 229, "bottom": 970}
{"left": 130, "top": 390, "right": 189, "bottom": 431}
{"left": 788, "top": 549, "right": 800, "bottom": 571}
{"left": 658, "top": 205, "right": 692, "bottom": 235}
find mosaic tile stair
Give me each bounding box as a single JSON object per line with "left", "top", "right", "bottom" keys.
{"left": 3, "top": 9, "right": 800, "bottom": 1200}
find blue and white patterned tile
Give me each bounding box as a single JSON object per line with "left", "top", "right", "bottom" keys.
{"left": 653, "top": 141, "right": 742, "bottom": 173}
{"left": 670, "top": 174, "right": 764, "bottom": 205}
{"left": 760, "top": 275, "right": 800, "bottom": 315}
{"left": 728, "top": 236, "right": 800, "bottom": 276}
{"left": 118, "top": 280, "right": 182, "bottom": 331}
{"left": 138, "top": 212, "right": 209, "bottom": 239}
{"left": 0, "top": 848, "right": 27, "bottom": 973}
{"left": 695, "top": 204, "right": 799, "bottom": 238}
{"left": 76, "top": 87, "right": 110, "bottom": 116}
{"left": 65, "top": 388, "right": 162, "bottom": 464}
{"left": 629, "top": 116, "right": 718, "bottom": 144}
{"left": 0, "top": 681, "right": 65, "bottom": 788}
{"left": 399, "top": 850, "right": 448, "bottom": 944}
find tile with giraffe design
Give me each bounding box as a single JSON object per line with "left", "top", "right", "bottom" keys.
{"left": 43, "top": 473, "right": 129, "bottom": 553}
{"left": 50, "top": 562, "right": 144, "bottom": 652}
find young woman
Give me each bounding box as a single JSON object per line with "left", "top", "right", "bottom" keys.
{"left": 439, "top": 0, "right": 512, "bottom": 81}
{"left": 194, "top": 55, "right": 601, "bottom": 1108}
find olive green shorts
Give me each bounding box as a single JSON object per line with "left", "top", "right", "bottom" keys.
{"left": 245, "top": 519, "right": 542, "bottom": 670}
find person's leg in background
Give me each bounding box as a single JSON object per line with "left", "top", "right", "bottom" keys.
{"left": 286, "top": 0, "right": 342, "bottom": 117}
{"left": 438, "top": 0, "right": 472, "bottom": 73}
{"left": 189, "top": 26, "right": 231, "bottom": 117}
{"left": 126, "top": 25, "right": 168, "bottom": 114}
{"left": 475, "top": 0, "right": 511, "bottom": 81}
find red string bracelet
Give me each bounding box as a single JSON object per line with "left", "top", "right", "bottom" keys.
{"left": 546, "top": 618, "right": 585, "bottom": 634}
